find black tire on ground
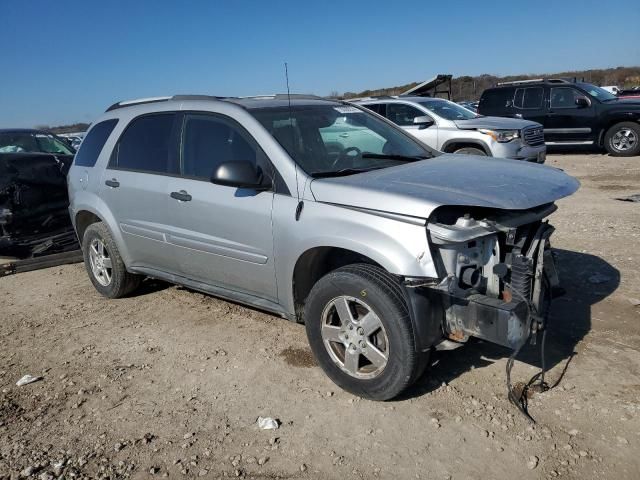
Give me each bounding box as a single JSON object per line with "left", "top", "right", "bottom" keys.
{"left": 604, "top": 122, "right": 640, "bottom": 157}
{"left": 453, "top": 146, "right": 487, "bottom": 156}
{"left": 304, "top": 263, "right": 427, "bottom": 400}
{"left": 82, "top": 222, "right": 141, "bottom": 298}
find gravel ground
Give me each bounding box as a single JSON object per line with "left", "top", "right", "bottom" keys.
{"left": 1, "top": 152, "right": 639, "bottom": 480}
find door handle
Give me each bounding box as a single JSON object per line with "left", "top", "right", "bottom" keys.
{"left": 105, "top": 179, "right": 120, "bottom": 188}
{"left": 170, "top": 190, "right": 192, "bottom": 202}
{"left": 339, "top": 133, "right": 349, "bottom": 138}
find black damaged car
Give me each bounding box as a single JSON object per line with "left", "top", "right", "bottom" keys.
{"left": 0, "top": 129, "right": 79, "bottom": 266}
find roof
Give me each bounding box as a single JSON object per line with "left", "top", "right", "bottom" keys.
{"left": 105, "top": 94, "right": 339, "bottom": 113}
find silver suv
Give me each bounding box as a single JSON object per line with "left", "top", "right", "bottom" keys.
{"left": 68, "top": 94, "right": 578, "bottom": 400}
{"left": 352, "top": 96, "right": 547, "bottom": 163}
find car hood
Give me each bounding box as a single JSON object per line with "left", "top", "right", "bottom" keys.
{"left": 310, "top": 154, "right": 580, "bottom": 219}
{"left": 454, "top": 116, "right": 541, "bottom": 130}
{"left": 608, "top": 97, "right": 640, "bottom": 106}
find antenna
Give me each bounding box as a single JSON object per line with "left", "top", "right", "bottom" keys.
{"left": 285, "top": 62, "right": 303, "bottom": 214}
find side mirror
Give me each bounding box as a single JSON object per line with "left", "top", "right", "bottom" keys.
{"left": 413, "top": 116, "right": 435, "bottom": 129}
{"left": 575, "top": 97, "right": 590, "bottom": 108}
{"left": 211, "top": 161, "right": 269, "bottom": 190}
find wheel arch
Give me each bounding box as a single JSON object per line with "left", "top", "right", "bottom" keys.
{"left": 441, "top": 138, "right": 492, "bottom": 155}
{"left": 292, "top": 246, "right": 384, "bottom": 321}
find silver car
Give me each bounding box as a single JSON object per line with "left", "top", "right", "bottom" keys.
{"left": 68, "top": 94, "right": 578, "bottom": 400}
{"left": 352, "top": 96, "right": 547, "bottom": 163}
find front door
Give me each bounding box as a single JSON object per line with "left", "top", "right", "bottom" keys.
{"left": 385, "top": 103, "right": 439, "bottom": 150}
{"left": 166, "top": 112, "right": 277, "bottom": 300}
{"left": 545, "top": 86, "right": 597, "bottom": 143}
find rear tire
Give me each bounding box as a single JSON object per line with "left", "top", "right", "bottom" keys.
{"left": 604, "top": 122, "right": 640, "bottom": 157}
{"left": 453, "top": 146, "right": 487, "bottom": 156}
{"left": 82, "top": 222, "right": 141, "bottom": 298}
{"left": 304, "top": 264, "right": 425, "bottom": 400}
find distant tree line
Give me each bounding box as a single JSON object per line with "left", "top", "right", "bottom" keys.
{"left": 34, "top": 122, "right": 91, "bottom": 134}
{"left": 339, "top": 65, "right": 640, "bottom": 101}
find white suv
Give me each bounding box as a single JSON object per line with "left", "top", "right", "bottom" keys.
{"left": 352, "top": 96, "right": 546, "bottom": 163}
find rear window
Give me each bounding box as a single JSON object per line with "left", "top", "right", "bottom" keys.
{"left": 74, "top": 119, "right": 118, "bottom": 167}
{"left": 479, "top": 88, "right": 511, "bottom": 113}
{"left": 110, "top": 113, "right": 178, "bottom": 174}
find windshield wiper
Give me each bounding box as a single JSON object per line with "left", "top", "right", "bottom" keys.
{"left": 310, "top": 167, "right": 385, "bottom": 178}
{"left": 361, "top": 153, "right": 431, "bottom": 161}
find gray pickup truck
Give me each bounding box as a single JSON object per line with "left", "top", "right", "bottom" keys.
{"left": 67, "top": 94, "right": 579, "bottom": 400}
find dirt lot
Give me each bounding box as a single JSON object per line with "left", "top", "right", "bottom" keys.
{"left": 1, "top": 152, "right": 639, "bottom": 480}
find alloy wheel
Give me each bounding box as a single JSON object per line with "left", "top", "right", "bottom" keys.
{"left": 611, "top": 128, "right": 638, "bottom": 152}
{"left": 88, "top": 238, "right": 113, "bottom": 286}
{"left": 320, "top": 296, "right": 389, "bottom": 379}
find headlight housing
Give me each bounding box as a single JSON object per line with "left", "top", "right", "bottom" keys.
{"left": 478, "top": 129, "right": 520, "bottom": 143}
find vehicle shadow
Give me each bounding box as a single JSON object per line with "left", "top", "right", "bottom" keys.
{"left": 132, "top": 277, "right": 172, "bottom": 296}
{"left": 402, "top": 248, "right": 620, "bottom": 399}
{"left": 546, "top": 145, "right": 605, "bottom": 156}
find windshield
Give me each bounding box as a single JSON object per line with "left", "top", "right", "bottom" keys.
{"left": 578, "top": 83, "right": 617, "bottom": 101}
{"left": 416, "top": 99, "right": 478, "bottom": 120}
{"left": 251, "top": 104, "right": 434, "bottom": 177}
{"left": 0, "top": 132, "right": 75, "bottom": 155}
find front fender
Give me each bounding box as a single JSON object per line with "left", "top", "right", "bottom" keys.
{"left": 272, "top": 196, "right": 438, "bottom": 314}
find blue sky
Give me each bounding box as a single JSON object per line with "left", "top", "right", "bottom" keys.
{"left": 1, "top": 0, "right": 638, "bottom": 128}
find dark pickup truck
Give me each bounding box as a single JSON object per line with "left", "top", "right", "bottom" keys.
{"left": 478, "top": 79, "right": 640, "bottom": 156}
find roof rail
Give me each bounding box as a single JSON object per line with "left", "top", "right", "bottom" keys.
{"left": 496, "top": 78, "right": 574, "bottom": 87}
{"left": 347, "top": 95, "right": 397, "bottom": 102}
{"left": 496, "top": 78, "right": 544, "bottom": 86}
{"left": 105, "top": 96, "right": 172, "bottom": 112}
{"left": 235, "top": 93, "right": 326, "bottom": 100}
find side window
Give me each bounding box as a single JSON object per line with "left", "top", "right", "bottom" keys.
{"left": 74, "top": 119, "right": 118, "bottom": 167}
{"left": 181, "top": 114, "right": 260, "bottom": 180}
{"left": 513, "top": 87, "right": 544, "bottom": 109}
{"left": 363, "top": 103, "right": 385, "bottom": 115}
{"left": 385, "top": 103, "right": 424, "bottom": 126}
{"left": 111, "top": 113, "right": 178, "bottom": 174}
{"left": 479, "top": 89, "right": 510, "bottom": 111}
{"left": 550, "top": 87, "right": 581, "bottom": 109}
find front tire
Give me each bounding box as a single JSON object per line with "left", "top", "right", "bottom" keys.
{"left": 453, "top": 146, "right": 487, "bottom": 156}
{"left": 82, "top": 222, "right": 141, "bottom": 298}
{"left": 604, "top": 122, "right": 640, "bottom": 157}
{"left": 304, "top": 264, "right": 423, "bottom": 400}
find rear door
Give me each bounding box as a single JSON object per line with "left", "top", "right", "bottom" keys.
{"left": 99, "top": 112, "right": 181, "bottom": 274}
{"left": 512, "top": 86, "right": 547, "bottom": 125}
{"left": 545, "top": 86, "right": 597, "bottom": 143}
{"left": 166, "top": 112, "right": 277, "bottom": 300}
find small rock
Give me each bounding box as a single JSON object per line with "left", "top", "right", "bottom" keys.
{"left": 183, "top": 432, "right": 194, "bottom": 440}
{"left": 38, "top": 473, "right": 53, "bottom": 480}
{"left": 579, "top": 450, "right": 588, "bottom": 457}
{"left": 568, "top": 429, "right": 579, "bottom": 436}
{"left": 527, "top": 456, "right": 539, "bottom": 469}
{"left": 627, "top": 297, "right": 640, "bottom": 306}
{"left": 149, "top": 466, "right": 160, "bottom": 475}
{"left": 198, "top": 469, "right": 208, "bottom": 476}
{"left": 258, "top": 456, "right": 269, "bottom": 466}
{"left": 21, "top": 466, "right": 36, "bottom": 477}
{"left": 617, "top": 436, "right": 629, "bottom": 445}
{"left": 114, "top": 442, "right": 124, "bottom": 452}
{"left": 454, "top": 415, "right": 462, "bottom": 423}
{"left": 300, "top": 463, "right": 307, "bottom": 472}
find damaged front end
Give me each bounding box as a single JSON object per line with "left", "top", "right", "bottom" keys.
{"left": 0, "top": 153, "right": 79, "bottom": 263}
{"left": 419, "top": 203, "right": 561, "bottom": 350}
